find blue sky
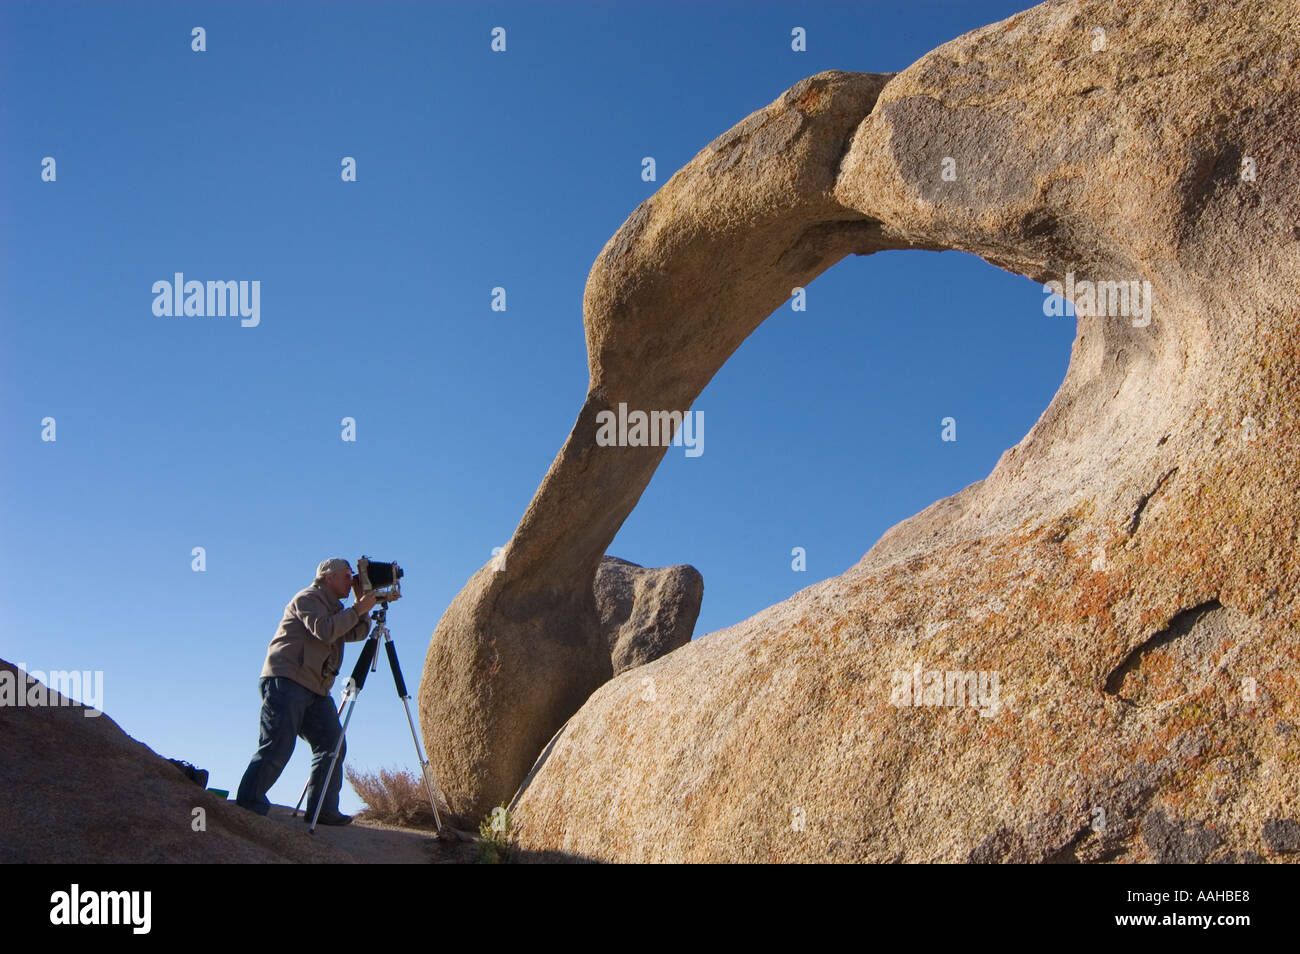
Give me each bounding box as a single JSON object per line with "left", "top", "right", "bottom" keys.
{"left": 1, "top": 0, "right": 1069, "bottom": 815}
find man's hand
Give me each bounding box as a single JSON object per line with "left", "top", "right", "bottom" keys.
{"left": 354, "top": 592, "right": 378, "bottom": 617}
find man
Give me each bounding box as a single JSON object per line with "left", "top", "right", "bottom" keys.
{"left": 235, "top": 558, "right": 381, "bottom": 825}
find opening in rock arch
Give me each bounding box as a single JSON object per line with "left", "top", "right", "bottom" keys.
{"left": 608, "top": 249, "right": 1075, "bottom": 639}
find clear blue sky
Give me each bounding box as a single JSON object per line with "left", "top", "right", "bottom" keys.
{"left": 1, "top": 0, "right": 1068, "bottom": 815}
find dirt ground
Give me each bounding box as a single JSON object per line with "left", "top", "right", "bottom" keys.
{"left": 262, "top": 804, "right": 480, "bottom": 863}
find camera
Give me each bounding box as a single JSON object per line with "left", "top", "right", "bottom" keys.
{"left": 352, "top": 556, "right": 403, "bottom": 602}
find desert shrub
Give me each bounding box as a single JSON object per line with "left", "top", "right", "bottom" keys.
{"left": 476, "top": 806, "right": 513, "bottom": 863}
{"left": 345, "top": 765, "right": 446, "bottom": 829}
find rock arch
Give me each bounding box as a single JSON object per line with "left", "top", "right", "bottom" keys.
{"left": 420, "top": 0, "right": 1300, "bottom": 861}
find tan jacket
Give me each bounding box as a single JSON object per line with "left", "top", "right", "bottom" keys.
{"left": 260, "top": 583, "right": 371, "bottom": 696}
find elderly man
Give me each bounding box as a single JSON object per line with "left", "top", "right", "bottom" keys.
{"left": 235, "top": 558, "right": 378, "bottom": 825}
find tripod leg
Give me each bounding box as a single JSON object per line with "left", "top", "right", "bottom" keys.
{"left": 293, "top": 696, "right": 345, "bottom": 817}
{"left": 383, "top": 638, "right": 445, "bottom": 832}
{"left": 305, "top": 636, "right": 378, "bottom": 834}
{"left": 309, "top": 697, "right": 357, "bottom": 834}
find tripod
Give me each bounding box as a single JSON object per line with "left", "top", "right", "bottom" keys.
{"left": 293, "top": 601, "right": 445, "bottom": 835}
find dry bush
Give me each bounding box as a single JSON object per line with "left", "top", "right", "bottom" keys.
{"left": 345, "top": 765, "right": 447, "bottom": 829}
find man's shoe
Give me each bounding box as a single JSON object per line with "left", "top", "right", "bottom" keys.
{"left": 308, "top": 810, "right": 353, "bottom": 826}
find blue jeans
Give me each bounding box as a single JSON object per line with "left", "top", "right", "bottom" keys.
{"left": 236, "top": 676, "right": 346, "bottom": 818}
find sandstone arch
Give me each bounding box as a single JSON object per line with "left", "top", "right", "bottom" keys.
{"left": 421, "top": 0, "right": 1300, "bottom": 861}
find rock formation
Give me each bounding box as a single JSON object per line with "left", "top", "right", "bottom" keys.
{"left": 596, "top": 557, "right": 704, "bottom": 676}
{"left": 417, "top": 547, "right": 704, "bottom": 825}
{"left": 0, "top": 660, "right": 356, "bottom": 863}
{"left": 425, "top": 0, "right": 1300, "bottom": 862}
